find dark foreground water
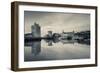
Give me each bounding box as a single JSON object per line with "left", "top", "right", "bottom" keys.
{"left": 24, "top": 39, "right": 90, "bottom": 61}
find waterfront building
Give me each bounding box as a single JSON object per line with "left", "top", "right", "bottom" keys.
{"left": 47, "top": 31, "right": 53, "bottom": 38}
{"left": 60, "top": 30, "right": 75, "bottom": 40}
{"left": 31, "top": 22, "right": 41, "bottom": 38}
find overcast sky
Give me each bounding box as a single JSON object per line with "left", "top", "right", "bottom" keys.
{"left": 24, "top": 11, "right": 90, "bottom": 36}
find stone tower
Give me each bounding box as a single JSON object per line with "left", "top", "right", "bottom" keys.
{"left": 31, "top": 22, "right": 41, "bottom": 38}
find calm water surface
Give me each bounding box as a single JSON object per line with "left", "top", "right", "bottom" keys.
{"left": 24, "top": 40, "right": 90, "bottom": 61}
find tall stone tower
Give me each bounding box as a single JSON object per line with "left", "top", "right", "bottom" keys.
{"left": 31, "top": 22, "right": 41, "bottom": 38}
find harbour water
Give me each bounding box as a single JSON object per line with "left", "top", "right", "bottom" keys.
{"left": 24, "top": 39, "right": 90, "bottom": 61}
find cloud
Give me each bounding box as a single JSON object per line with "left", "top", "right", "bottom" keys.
{"left": 24, "top": 11, "right": 90, "bottom": 34}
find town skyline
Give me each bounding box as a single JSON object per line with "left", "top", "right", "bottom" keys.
{"left": 24, "top": 11, "right": 90, "bottom": 37}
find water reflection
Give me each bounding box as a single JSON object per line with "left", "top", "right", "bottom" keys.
{"left": 44, "top": 38, "right": 90, "bottom": 46}
{"left": 24, "top": 39, "right": 90, "bottom": 61}
{"left": 25, "top": 41, "right": 41, "bottom": 56}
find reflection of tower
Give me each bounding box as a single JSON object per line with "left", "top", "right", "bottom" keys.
{"left": 48, "top": 31, "right": 52, "bottom": 38}
{"left": 31, "top": 41, "right": 41, "bottom": 56}
{"left": 24, "top": 41, "right": 41, "bottom": 56}
{"left": 31, "top": 22, "right": 41, "bottom": 38}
